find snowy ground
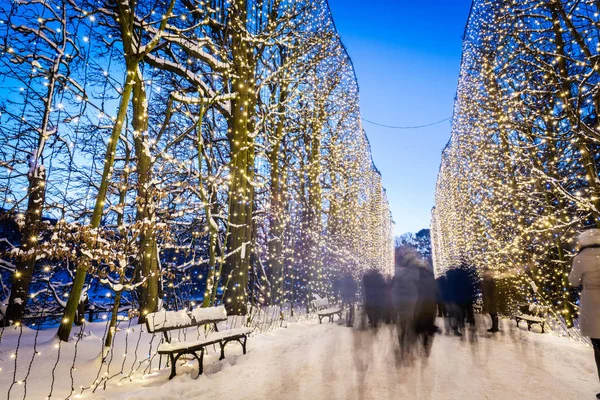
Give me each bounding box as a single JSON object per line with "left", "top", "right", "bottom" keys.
{"left": 108, "top": 315, "right": 598, "bottom": 400}
{"left": 2, "top": 314, "right": 598, "bottom": 400}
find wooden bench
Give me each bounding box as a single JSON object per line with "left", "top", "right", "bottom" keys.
{"left": 515, "top": 304, "right": 549, "bottom": 334}
{"left": 312, "top": 295, "right": 342, "bottom": 324}
{"left": 146, "top": 306, "right": 252, "bottom": 379}
{"left": 515, "top": 314, "right": 546, "bottom": 333}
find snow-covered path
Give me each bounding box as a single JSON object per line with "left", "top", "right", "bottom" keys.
{"left": 106, "top": 316, "right": 599, "bottom": 400}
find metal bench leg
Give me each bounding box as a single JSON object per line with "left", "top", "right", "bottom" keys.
{"left": 219, "top": 341, "right": 226, "bottom": 360}
{"left": 527, "top": 322, "right": 532, "bottom": 331}
{"left": 242, "top": 336, "right": 247, "bottom": 354}
{"left": 541, "top": 323, "right": 545, "bottom": 334}
{"left": 183, "top": 350, "right": 204, "bottom": 379}
{"left": 318, "top": 316, "right": 323, "bottom": 324}
{"left": 200, "top": 348, "right": 205, "bottom": 375}
{"left": 169, "top": 353, "right": 181, "bottom": 380}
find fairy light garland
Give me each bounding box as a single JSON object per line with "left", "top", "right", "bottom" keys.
{"left": 0, "top": 0, "right": 393, "bottom": 395}
{"left": 432, "top": 0, "right": 600, "bottom": 328}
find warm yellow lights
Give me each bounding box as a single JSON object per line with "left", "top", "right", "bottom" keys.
{"left": 432, "top": 0, "right": 597, "bottom": 328}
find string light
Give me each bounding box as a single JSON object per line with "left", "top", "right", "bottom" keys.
{"left": 432, "top": 0, "right": 598, "bottom": 330}
{"left": 0, "top": 0, "right": 394, "bottom": 396}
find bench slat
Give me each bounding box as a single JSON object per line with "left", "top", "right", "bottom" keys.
{"left": 190, "top": 305, "right": 227, "bottom": 324}
{"left": 147, "top": 310, "right": 193, "bottom": 333}
{"left": 317, "top": 307, "right": 342, "bottom": 316}
{"left": 157, "top": 327, "right": 253, "bottom": 354}
{"left": 158, "top": 337, "right": 220, "bottom": 353}
{"left": 517, "top": 314, "right": 544, "bottom": 323}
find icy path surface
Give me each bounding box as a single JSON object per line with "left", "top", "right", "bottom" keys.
{"left": 108, "top": 317, "right": 599, "bottom": 400}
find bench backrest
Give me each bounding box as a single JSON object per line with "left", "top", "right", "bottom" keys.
{"left": 190, "top": 305, "right": 227, "bottom": 324}
{"left": 145, "top": 305, "right": 228, "bottom": 334}
{"left": 518, "top": 303, "right": 550, "bottom": 317}
{"left": 146, "top": 310, "right": 194, "bottom": 333}
{"left": 528, "top": 304, "right": 550, "bottom": 317}
{"left": 312, "top": 296, "right": 330, "bottom": 310}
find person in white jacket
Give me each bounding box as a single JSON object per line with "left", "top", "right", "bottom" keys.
{"left": 569, "top": 229, "right": 600, "bottom": 399}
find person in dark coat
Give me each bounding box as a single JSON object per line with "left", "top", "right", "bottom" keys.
{"left": 340, "top": 273, "right": 358, "bottom": 327}
{"left": 482, "top": 268, "right": 499, "bottom": 332}
{"left": 363, "top": 269, "right": 386, "bottom": 328}
{"left": 436, "top": 276, "right": 448, "bottom": 317}
{"left": 392, "top": 251, "right": 421, "bottom": 357}
{"left": 446, "top": 266, "right": 477, "bottom": 336}
{"left": 383, "top": 277, "right": 394, "bottom": 324}
{"left": 415, "top": 267, "right": 438, "bottom": 351}
{"left": 437, "top": 275, "right": 453, "bottom": 334}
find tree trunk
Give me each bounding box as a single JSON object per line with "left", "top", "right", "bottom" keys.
{"left": 6, "top": 39, "right": 61, "bottom": 323}
{"left": 105, "top": 278, "right": 124, "bottom": 347}
{"left": 305, "top": 114, "right": 323, "bottom": 303}
{"left": 131, "top": 68, "right": 159, "bottom": 324}
{"left": 267, "top": 88, "right": 287, "bottom": 305}
{"left": 223, "top": 0, "right": 255, "bottom": 315}
{"left": 5, "top": 167, "right": 46, "bottom": 323}
{"left": 57, "top": 65, "right": 135, "bottom": 342}
{"left": 57, "top": 0, "right": 175, "bottom": 339}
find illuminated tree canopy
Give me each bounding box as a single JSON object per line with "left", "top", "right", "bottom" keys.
{"left": 0, "top": 0, "right": 394, "bottom": 341}
{"left": 431, "top": 0, "right": 600, "bottom": 332}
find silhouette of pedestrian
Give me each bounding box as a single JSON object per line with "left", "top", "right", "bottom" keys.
{"left": 482, "top": 268, "right": 499, "bottom": 333}
{"left": 446, "top": 266, "right": 477, "bottom": 336}
{"left": 340, "top": 273, "right": 358, "bottom": 327}
{"left": 415, "top": 267, "right": 437, "bottom": 353}
{"left": 363, "top": 269, "right": 386, "bottom": 328}
{"left": 392, "top": 250, "right": 421, "bottom": 357}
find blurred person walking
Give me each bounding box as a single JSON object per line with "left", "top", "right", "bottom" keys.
{"left": 446, "top": 266, "right": 476, "bottom": 336}
{"left": 482, "top": 268, "right": 499, "bottom": 333}
{"left": 363, "top": 269, "right": 386, "bottom": 328}
{"left": 436, "top": 275, "right": 448, "bottom": 318}
{"left": 340, "top": 273, "right": 358, "bottom": 327}
{"left": 415, "top": 267, "right": 438, "bottom": 353}
{"left": 392, "top": 249, "right": 421, "bottom": 357}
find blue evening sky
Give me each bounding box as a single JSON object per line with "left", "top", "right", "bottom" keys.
{"left": 327, "top": 0, "right": 472, "bottom": 236}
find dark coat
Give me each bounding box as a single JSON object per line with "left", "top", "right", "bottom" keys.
{"left": 482, "top": 275, "right": 498, "bottom": 314}
{"left": 363, "top": 270, "right": 386, "bottom": 324}
{"left": 392, "top": 266, "right": 420, "bottom": 320}
{"left": 340, "top": 275, "right": 358, "bottom": 303}
{"left": 446, "top": 268, "right": 476, "bottom": 306}
{"left": 436, "top": 276, "right": 449, "bottom": 303}
{"left": 415, "top": 268, "right": 437, "bottom": 333}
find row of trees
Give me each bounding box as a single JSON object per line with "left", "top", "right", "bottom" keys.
{"left": 395, "top": 229, "right": 432, "bottom": 267}
{"left": 0, "top": 0, "right": 394, "bottom": 342}
{"left": 431, "top": 0, "right": 600, "bottom": 326}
